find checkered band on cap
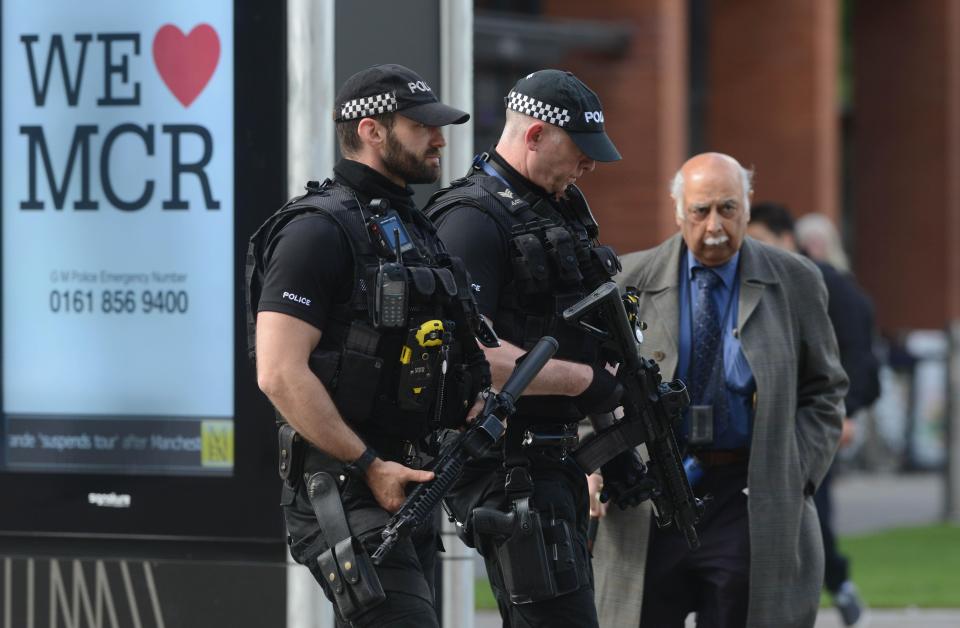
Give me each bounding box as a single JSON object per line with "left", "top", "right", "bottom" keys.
{"left": 339, "top": 92, "right": 398, "bottom": 120}
{"left": 506, "top": 90, "right": 571, "bottom": 128}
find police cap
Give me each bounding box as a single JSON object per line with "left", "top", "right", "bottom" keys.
{"left": 505, "top": 69, "right": 621, "bottom": 162}
{"left": 334, "top": 63, "right": 469, "bottom": 126}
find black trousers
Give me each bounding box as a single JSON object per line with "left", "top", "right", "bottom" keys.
{"left": 283, "top": 469, "right": 439, "bottom": 628}
{"left": 813, "top": 466, "right": 849, "bottom": 594}
{"left": 457, "top": 457, "right": 599, "bottom": 628}
{"left": 641, "top": 462, "right": 750, "bottom": 628}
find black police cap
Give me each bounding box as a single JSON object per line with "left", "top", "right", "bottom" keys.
{"left": 505, "top": 69, "right": 621, "bottom": 162}
{"left": 334, "top": 63, "right": 469, "bottom": 126}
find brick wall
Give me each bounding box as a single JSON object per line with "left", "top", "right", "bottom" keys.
{"left": 853, "top": 0, "right": 960, "bottom": 330}
{"left": 706, "top": 0, "right": 839, "bottom": 223}
{"left": 545, "top": 0, "right": 688, "bottom": 254}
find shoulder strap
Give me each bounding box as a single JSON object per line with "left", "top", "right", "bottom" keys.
{"left": 426, "top": 174, "right": 533, "bottom": 242}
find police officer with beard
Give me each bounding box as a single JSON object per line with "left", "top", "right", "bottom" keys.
{"left": 247, "top": 64, "right": 490, "bottom": 627}
{"left": 425, "top": 70, "right": 626, "bottom": 628}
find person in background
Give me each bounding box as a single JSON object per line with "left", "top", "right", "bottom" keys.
{"left": 749, "top": 205, "right": 880, "bottom": 627}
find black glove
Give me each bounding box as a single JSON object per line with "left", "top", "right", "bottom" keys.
{"left": 573, "top": 364, "right": 624, "bottom": 416}
{"left": 600, "top": 449, "right": 657, "bottom": 510}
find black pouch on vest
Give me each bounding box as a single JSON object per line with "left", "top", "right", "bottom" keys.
{"left": 590, "top": 244, "right": 622, "bottom": 278}
{"left": 308, "top": 472, "right": 385, "bottom": 620}
{"left": 510, "top": 234, "right": 549, "bottom": 293}
{"left": 332, "top": 322, "right": 383, "bottom": 425}
{"left": 407, "top": 267, "right": 437, "bottom": 298}
{"left": 544, "top": 227, "right": 583, "bottom": 285}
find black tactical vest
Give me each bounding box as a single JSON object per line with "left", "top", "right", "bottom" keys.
{"left": 425, "top": 163, "right": 621, "bottom": 421}
{"left": 246, "top": 180, "right": 487, "bottom": 453}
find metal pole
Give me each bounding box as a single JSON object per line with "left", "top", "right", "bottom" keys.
{"left": 440, "top": 1, "right": 476, "bottom": 627}
{"left": 287, "top": 0, "right": 336, "bottom": 625}
{"left": 440, "top": 0, "right": 474, "bottom": 187}
{"left": 288, "top": 0, "right": 336, "bottom": 198}
{"left": 946, "top": 320, "right": 960, "bottom": 523}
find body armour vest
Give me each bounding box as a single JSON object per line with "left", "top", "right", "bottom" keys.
{"left": 246, "top": 180, "right": 489, "bottom": 453}
{"left": 425, "top": 161, "right": 621, "bottom": 421}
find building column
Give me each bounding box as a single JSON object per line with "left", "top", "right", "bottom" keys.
{"left": 545, "top": 0, "right": 689, "bottom": 253}
{"left": 852, "top": 0, "right": 960, "bottom": 332}
{"left": 706, "top": 0, "right": 840, "bottom": 222}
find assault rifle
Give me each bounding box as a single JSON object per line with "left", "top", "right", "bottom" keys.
{"left": 371, "top": 335, "right": 559, "bottom": 564}
{"left": 563, "top": 282, "right": 703, "bottom": 549}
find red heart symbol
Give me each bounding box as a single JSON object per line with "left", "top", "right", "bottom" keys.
{"left": 152, "top": 24, "right": 220, "bottom": 107}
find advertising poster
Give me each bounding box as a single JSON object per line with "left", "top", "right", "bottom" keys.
{"left": 2, "top": 0, "right": 235, "bottom": 476}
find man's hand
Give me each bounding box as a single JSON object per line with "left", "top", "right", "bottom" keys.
{"left": 366, "top": 459, "right": 435, "bottom": 513}
{"left": 587, "top": 472, "right": 608, "bottom": 518}
{"left": 839, "top": 417, "right": 856, "bottom": 449}
{"left": 464, "top": 395, "right": 486, "bottom": 424}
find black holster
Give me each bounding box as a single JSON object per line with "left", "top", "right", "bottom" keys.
{"left": 472, "top": 495, "right": 581, "bottom": 604}
{"left": 306, "top": 471, "right": 385, "bottom": 620}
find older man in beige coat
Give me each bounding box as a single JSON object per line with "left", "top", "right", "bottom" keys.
{"left": 591, "top": 153, "right": 847, "bottom": 627}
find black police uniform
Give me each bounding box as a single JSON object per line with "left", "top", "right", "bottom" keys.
{"left": 247, "top": 158, "right": 489, "bottom": 627}
{"left": 426, "top": 149, "right": 621, "bottom": 628}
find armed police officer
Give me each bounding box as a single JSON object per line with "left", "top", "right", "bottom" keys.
{"left": 247, "top": 64, "right": 491, "bottom": 627}
{"left": 426, "top": 70, "right": 627, "bottom": 628}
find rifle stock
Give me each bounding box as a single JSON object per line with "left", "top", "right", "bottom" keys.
{"left": 563, "top": 282, "right": 702, "bottom": 548}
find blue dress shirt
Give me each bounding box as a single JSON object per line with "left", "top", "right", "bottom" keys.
{"left": 678, "top": 250, "right": 756, "bottom": 449}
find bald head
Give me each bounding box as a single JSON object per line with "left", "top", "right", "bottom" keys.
{"left": 671, "top": 152, "right": 753, "bottom": 266}
{"left": 671, "top": 153, "right": 753, "bottom": 220}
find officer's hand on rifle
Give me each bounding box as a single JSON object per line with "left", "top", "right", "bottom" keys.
{"left": 587, "top": 472, "right": 608, "bottom": 518}
{"left": 463, "top": 394, "right": 487, "bottom": 426}
{"left": 599, "top": 449, "right": 657, "bottom": 510}
{"left": 573, "top": 364, "right": 624, "bottom": 416}
{"left": 366, "top": 459, "right": 435, "bottom": 513}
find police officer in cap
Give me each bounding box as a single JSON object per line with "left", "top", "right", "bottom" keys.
{"left": 248, "top": 64, "right": 490, "bottom": 627}
{"left": 426, "top": 70, "right": 629, "bottom": 627}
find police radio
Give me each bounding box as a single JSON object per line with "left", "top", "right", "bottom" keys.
{"left": 374, "top": 258, "right": 407, "bottom": 328}
{"left": 368, "top": 200, "right": 411, "bottom": 329}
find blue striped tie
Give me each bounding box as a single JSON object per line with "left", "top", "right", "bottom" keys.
{"left": 690, "top": 267, "right": 728, "bottom": 428}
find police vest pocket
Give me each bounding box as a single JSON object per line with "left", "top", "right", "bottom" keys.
{"left": 408, "top": 267, "right": 437, "bottom": 298}
{"left": 590, "top": 244, "right": 621, "bottom": 278}
{"left": 544, "top": 227, "right": 583, "bottom": 285}
{"left": 510, "top": 234, "right": 549, "bottom": 292}
{"left": 432, "top": 267, "right": 458, "bottom": 297}
{"left": 308, "top": 348, "right": 341, "bottom": 387}
{"left": 332, "top": 349, "right": 384, "bottom": 425}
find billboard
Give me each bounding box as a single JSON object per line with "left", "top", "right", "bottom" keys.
{"left": 2, "top": 0, "right": 235, "bottom": 477}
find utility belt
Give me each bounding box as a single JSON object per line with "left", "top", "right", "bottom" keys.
{"left": 512, "top": 421, "right": 580, "bottom": 462}
{"left": 278, "top": 425, "right": 433, "bottom": 620}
